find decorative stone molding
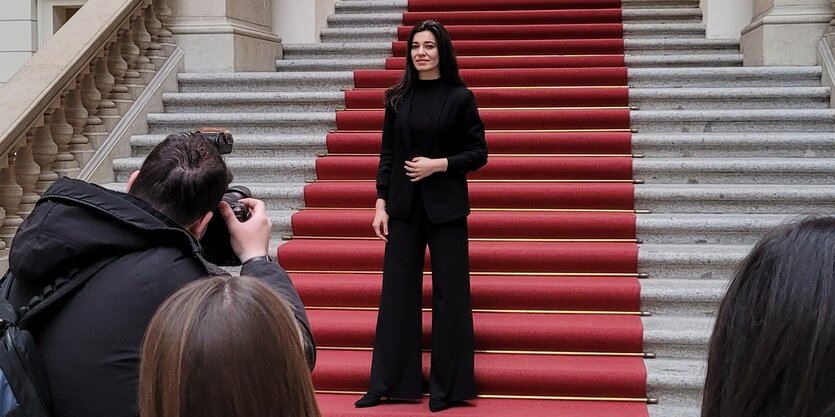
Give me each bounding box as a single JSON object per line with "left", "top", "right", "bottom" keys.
{"left": 741, "top": 1, "right": 835, "bottom": 65}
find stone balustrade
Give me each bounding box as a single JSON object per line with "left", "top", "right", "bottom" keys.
{"left": 0, "top": 0, "right": 177, "bottom": 269}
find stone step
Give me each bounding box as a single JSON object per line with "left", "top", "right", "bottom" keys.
{"left": 622, "top": 8, "right": 702, "bottom": 23}
{"left": 636, "top": 214, "right": 799, "bottom": 245}
{"left": 635, "top": 184, "right": 835, "bottom": 215}
{"left": 281, "top": 39, "right": 734, "bottom": 59}
{"left": 631, "top": 87, "right": 829, "bottom": 110}
{"left": 632, "top": 157, "right": 835, "bottom": 184}
{"left": 627, "top": 54, "right": 742, "bottom": 67}
{"left": 640, "top": 278, "right": 726, "bottom": 316}
{"left": 638, "top": 243, "right": 750, "bottom": 280}
{"left": 162, "top": 92, "right": 345, "bottom": 113}
{"left": 177, "top": 72, "right": 354, "bottom": 93}
{"left": 112, "top": 157, "right": 318, "bottom": 183}
{"left": 161, "top": 87, "right": 828, "bottom": 113}
{"left": 274, "top": 54, "right": 743, "bottom": 72}
{"left": 130, "top": 134, "right": 327, "bottom": 158}
{"left": 334, "top": 0, "right": 405, "bottom": 14}
{"left": 318, "top": 23, "right": 706, "bottom": 42}
{"left": 625, "top": 38, "right": 738, "bottom": 55}
{"left": 645, "top": 357, "right": 705, "bottom": 409}
{"left": 631, "top": 109, "right": 835, "bottom": 132}
{"left": 282, "top": 42, "right": 391, "bottom": 59}
{"left": 628, "top": 66, "right": 822, "bottom": 87}
{"left": 632, "top": 132, "right": 835, "bottom": 158}
{"left": 268, "top": 209, "right": 296, "bottom": 238}
{"left": 648, "top": 404, "right": 700, "bottom": 417}
{"left": 145, "top": 112, "right": 335, "bottom": 134}
{"left": 275, "top": 58, "right": 385, "bottom": 71}
{"left": 623, "top": 0, "right": 701, "bottom": 8}
{"left": 643, "top": 315, "right": 712, "bottom": 359}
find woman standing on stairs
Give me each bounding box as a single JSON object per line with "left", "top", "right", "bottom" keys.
{"left": 354, "top": 20, "right": 488, "bottom": 413}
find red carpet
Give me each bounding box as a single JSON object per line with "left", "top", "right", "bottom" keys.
{"left": 302, "top": 182, "right": 635, "bottom": 210}
{"left": 336, "top": 109, "right": 630, "bottom": 131}
{"left": 403, "top": 10, "right": 623, "bottom": 25}
{"left": 386, "top": 55, "right": 627, "bottom": 69}
{"left": 397, "top": 24, "right": 625, "bottom": 40}
{"left": 291, "top": 210, "right": 636, "bottom": 239}
{"left": 345, "top": 87, "right": 629, "bottom": 108}
{"left": 408, "top": 0, "right": 622, "bottom": 12}
{"left": 277, "top": 0, "right": 648, "bottom": 414}
{"left": 392, "top": 39, "right": 625, "bottom": 56}
{"left": 294, "top": 274, "right": 640, "bottom": 311}
{"left": 326, "top": 131, "right": 633, "bottom": 154}
{"left": 316, "top": 394, "right": 648, "bottom": 417}
{"left": 312, "top": 350, "right": 646, "bottom": 398}
{"left": 309, "top": 310, "right": 643, "bottom": 352}
{"left": 354, "top": 67, "right": 628, "bottom": 88}
{"left": 315, "top": 155, "right": 633, "bottom": 180}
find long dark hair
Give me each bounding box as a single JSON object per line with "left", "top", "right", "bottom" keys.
{"left": 385, "top": 20, "right": 465, "bottom": 109}
{"left": 702, "top": 216, "right": 835, "bottom": 417}
{"left": 139, "top": 276, "right": 321, "bottom": 417}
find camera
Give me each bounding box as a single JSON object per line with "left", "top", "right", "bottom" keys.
{"left": 195, "top": 128, "right": 252, "bottom": 266}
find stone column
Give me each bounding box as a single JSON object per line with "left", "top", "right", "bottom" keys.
{"left": 273, "top": 0, "right": 336, "bottom": 43}
{"left": 701, "top": 0, "right": 754, "bottom": 39}
{"left": 168, "top": 0, "right": 282, "bottom": 72}
{"left": 740, "top": 0, "right": 834, "bottom": 65}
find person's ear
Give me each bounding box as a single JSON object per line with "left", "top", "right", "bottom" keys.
{"left": 188, "top": 211, "right": 213, "bottom": 239}
{"left": 126, "top": 170, "right": 140, "bottom": 192}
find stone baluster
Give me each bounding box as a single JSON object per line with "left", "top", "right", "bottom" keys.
{"left": 16, "top": 128, "right": 43, "bottom": 219}
{"left": 80, "top": 60, "right": 108, "bottom": 150}
{"left": 0, "top": 144, "right": 26, "bottom": 248}
{"left": 131, "top": 11, "right": 156, "bottom": 85}
{"left": 0, "top": 157, "right": 9, "bottom": 255}
{"left": 828, "top": 0, "right": 835, "bottom": 47}
{"left": 33, "top": 113, "right": 59, "bottom": 194}
{"left": 155, "top": 0, "right": 176, "bottom": 55}
{"left": 50, "top": 97, "right": 82, "bottom": 178}
{"left": 144, "top": 3, "right": 166, "bottom": 69}
{"left": 64, "top": 80, "right": 95, "bottom": 168}
{"left": 97, "top": 44, "right": 120, "bottom": 132}
{"left": 121, "top": 27, "right": 144, "bottom": 97}
{"left": 108, "top": 34, "right": 134, "bottom": 115}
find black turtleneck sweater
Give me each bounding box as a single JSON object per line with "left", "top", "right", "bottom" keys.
{"left": 408, "top": 77, "right": 445, "bottom": 157}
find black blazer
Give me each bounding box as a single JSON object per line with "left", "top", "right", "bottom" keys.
{"left": 376, "top": 82, "right": 488, "bottom": 224}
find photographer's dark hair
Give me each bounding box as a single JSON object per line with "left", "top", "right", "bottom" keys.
{"left": 139, "top": 275, "right": 321, "bottom": 417}
{"left": 385, "top": 20, "right": 465, "bottom": 109}
{"left": 702, "top": 216, "right": 835, "bottom": 417}
{"left": 129, "top": 132, "right": 232, "bottom": 227}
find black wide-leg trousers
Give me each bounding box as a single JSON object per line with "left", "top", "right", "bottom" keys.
{"left": 367, "top": 191, "right": 477, "bottom": 402}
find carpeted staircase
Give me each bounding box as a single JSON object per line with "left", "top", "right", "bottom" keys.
{"left": 109, "top": 0, "right": 835, "bottom": 416}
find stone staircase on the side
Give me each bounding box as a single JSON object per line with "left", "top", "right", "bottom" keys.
{"left": 106, "top": 1, "right": 835, "bottom": 417}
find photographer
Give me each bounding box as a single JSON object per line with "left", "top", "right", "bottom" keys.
{"left": 1, "top": 131, "right": 315, "bottom": 417}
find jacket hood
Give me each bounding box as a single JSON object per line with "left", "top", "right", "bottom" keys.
{"left": 8, "top": 178, "right": 203, "bottom": 287}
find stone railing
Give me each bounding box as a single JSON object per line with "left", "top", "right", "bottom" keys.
{"left": 0, "top": 0, "right": 177, "bottom": 268}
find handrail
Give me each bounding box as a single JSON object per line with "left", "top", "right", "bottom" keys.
{"left": 0, "top": 0, "right": 141, "bottom": 158}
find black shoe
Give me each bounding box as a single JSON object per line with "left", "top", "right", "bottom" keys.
{"left": 354, "top": 393, "right": 381, "bottom": 408}
{"left": 429, "top": 399, "right": 453, "bottom": 412}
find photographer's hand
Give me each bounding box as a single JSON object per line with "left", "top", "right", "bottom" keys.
{"left": 219, "top": 198, "right": 271, "bottom": 263}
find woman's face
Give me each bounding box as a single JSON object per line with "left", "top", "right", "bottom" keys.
{"left": 411, "top": 30, "right": 440, "bottom": 79}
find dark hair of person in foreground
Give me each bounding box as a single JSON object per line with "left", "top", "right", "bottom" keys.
{"left": 139, "top": 276, "right": 321, "bottom": 417}
{"left": 385, "top": 19, "right": 465, "bottom": 108}
{"left": 702, "top": 216, "right": 835, "bottom": 417}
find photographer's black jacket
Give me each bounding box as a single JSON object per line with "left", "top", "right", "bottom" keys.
{"left": 2, "top": 178, "right": 315, "bottom": 417}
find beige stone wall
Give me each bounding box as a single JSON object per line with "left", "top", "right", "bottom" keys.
{"left": 273, "top": 0, "right": 336, "bottom": 43}
{"left": 0, "top": 0, "right": 38, "bottom": 84}
{"left": 168, "top": 0, "right": 281, "bottom": 72}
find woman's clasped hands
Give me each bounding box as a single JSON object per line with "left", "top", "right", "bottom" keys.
{"left": 405, "top": 156, "right": 448, "bottom": 182}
